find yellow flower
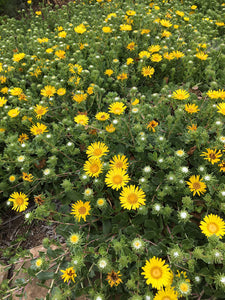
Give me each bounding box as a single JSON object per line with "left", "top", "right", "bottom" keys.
{"left": 217, "top": 103, "right": 225, "bottom": 115}
{"left": 148, "top": 45, "right": 161, "bottom": 54}
{"left": 141, "top": 29, "right": 150, "bottom": 34}
{"left": 126, "top": 58, "right": 134, "bottom": 65}
{"left": 132, "top": 98, "right": 139, "bottom": 105}
{"left": 57, "top": 88, "right": 66, "bottom": 96}
{"left": 9, "top": 192, "right": 29, "bottom": 212}
{"left": 35, "top": 258, "right": 43, "bottom": 268}
{"left": 10, "top": 87, "right": 23, "bottom": 96}
{"left": 108, "top": 102, "right": 127, "bottom": 115}
{"left": 107, "top": 270, "right": 122, "bottom": 287}
{"left": 120, "top": 185, "right": 146, "bottom": 210}
{"left": 139, "top": 51, "right": 150, "bottom": 59}
{"left": 0, "top": 75, "right": 7, "bottom": 84}
{"left": 86, "top": 142, "right": 109, "bottom": 158}
{"left": 35, "top": 11, "right": 42, "bottom": 16}
{"left": 95, "top": 112, "right": 110, "bottom": 121}
{"left": 60, "top": 267, "right": 77, "bottom": 283}
{"left": 127, "top": 42, "right": 136, "bottom": 51}
{"left": 147, "top": 120, "right": 158, "bottom": 132}
{"left": 195, "top": 51, "right": 208, "bottom": 60}
{"left": 161, "top": 30, "right": 172, "bottom": 38}
{"left": 18, "top": 133, "right": 29, "bottom": 144}
{"left": 186, "top": 175, "right": 207, "bottom": 196}
{"left": 74, "top": 114, "right": 89, "bottom": 126}
{"left": 55, "top": 50, "right": 66, "bottom": 59}
{"left": 72, "top": 91, "right": 87, "bottom": 103}
{"left": 58, "top": 31, "right": 67, "bottom": 38}
{"left": 185, "top": 104, "right": 199, "bottom": 114}
{"left": 0, "top": 97, "right": 7, "bottom": 107}
{"left": 71, "top": 200, "right": 91, "bottom": 222}
{"left": 126, "top": 10, "right": 136, "bottom": 16}
{"left": 22, "top": 172, "right": 34, "bottom": 182}
{"left": 172, "top": 50, "right": 185, "bottom": 59}
{"left": 102, "top": 26, "right": 112, "bottom": 33}
{"left": 1, "top": 87, "right": 9, "bottom": 94}
{"left": 154, "top": 287, "right": 178, "bottom": 300}
{"left": 218, "top": 89, "right": 225, "bottom": 100}
{"left": 69, "top": 63, "right": 83, "bottom": 74}
{"left": 13, "top": 53, "right": 25, "bottom": 62}
{"left": 46, "top": 48, "right": 53, "bottom": 53}
{"left": 187, "top": 124, "right": 197, "bottom": 132}
{"left": 163, "top": 52, "right": 174, "bottom": 60}
{"left": 105, "top": 168, "right": 130, "bottom": 191}
{"left": 120, "top": 24, "right": 132, "bottom": 31}
{"left": 150, "top": 53, "right": 162, "bottom": 62}
{"left": 117, "top": 72, "right": 128, "bottom": 81}
{"left": 37, "top": 37, "right": 48, "bottom": 43}
{"left": 69, "top": 233, "right": 80, "bottom": 245}
{"left": 200, "top": 214, "right": 225, "bottom": 238}
{"left": 172, "top": 89, "right": 190, "bottom": 100}
{"left": 74, "top": 23, "right": 86, "bottom": 34}
{"left": 160, "top": 19, "right": 172, "bottom": 27}
{"left": 30, "top": 123, "right": 48, "bottom": 135}
{"left": 176, "top": 10, "right": 185, "bottom": 17}
{"left": 83, "top": 157, "right": 103, "bottom": 177}
{"left": 142, "top": 66, "right": 155, "bottom": 78}
{"left": 8, "top": 108, "right": 20, "bottom": 118}
{"left": 200, "top": 148, "right": 222, "bottom": 164}
{"left": 34, "top": 105, "right": 48, "bottom": 119}
{"left": 109, "top": 155, "right": 129, "bottom": 170}
{"left": 218, "top": 161, "right": 225, "bottom": 172}
{"left": 141, "top": 257, "right": 171, "bottom": 290}
{"left": 105, "top": 69, "right": 114, "bottom": 76}
{"left": 106, "top": 124, "right": 115, "bottom": 133}
{"left": 41, "top": 85, "right": 56, "bottom": 98}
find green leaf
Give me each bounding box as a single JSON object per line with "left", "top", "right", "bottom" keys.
{"left": 103, "top": 220, "right": 112, "bottom": 234}
{"left": 37, "top": 271, "right": 55, "bottom": 281}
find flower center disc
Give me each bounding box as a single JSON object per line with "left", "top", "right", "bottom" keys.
{"left": 90, "top": 164, "right": 99, "bottom": 173}
{"left": 78, "top": 206, "right": 86, "bottom": 215}
{"left": 36, "top": 128, "right": 43, "bottom": 134}
{"left": 192, "top": 182, "right": 201, "bottom": 190}
{"left": 162, "top": 297, "right": 171, "bottom": 300}
{"left": 127, "top": 193, "right": 138, "bottom": 204}
{"left": 207, "top": 222, "right": 218, "bottom": 233}
{"left": 16, "top": 197, "right": 24, "bottom": 205}
{"left": 180, "top": 283, "right": 188, "bottom": 292}
{"left": 93, "top": 148, "right": 102, "bottom": 156}
{"left": 113, "top": 175, "right": 123, "bottom": 184}
{"left": 151, "top": 266, "right": 162, "bottom": 279}
{"left": 114, "top": 108, "right": 121, "bottom": 114}
{"left": 115, "top": 162, "right": 123, "bottom": 168}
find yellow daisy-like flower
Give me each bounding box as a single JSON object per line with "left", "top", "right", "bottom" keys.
{"left": 83, "top": 157, "right": 103, "bottom": 178}
{"left": 105, "top": 168, "right": 130, "bottom": 191}
{"left": 139, "top": 51, "right": 151, "bottom": 59}
{"left": 177, "top": 280, "right": 192, "bottom": 297}
{"left": 8, "top": 192, "right": 29, "bottom": 212}
{"left": 200, "top": 148, "right": 222, "bottom": 164}
{"left": 10, "top": 87, "right": 23, "bottom": 96}
{"left": 195, "top": 51, "right": 208, "bottom": 60}
{"left": 58, "top": 31, "right": 67, "bottom": 38}
{"left": 61, "top": 267, "right": 77, "bottom": 283}
{"left": 108, "top": 102, "right": 127, "bottom": 115}
{"left": 218, "top": 161, "right": 225, "bottom": 172}
{"left": 142, "top": 256, "right": 171, "bottom": 290}
{"left": 172, "top": 50, "right": 185, "bottom": 59}
{"left": 161, "top": 30, "right": 172, "bottom": 38}
{"left": 0, "top": 97, "right": 8, "bottom": 107}
{"left": 207, "top": 90, "right": 219, "bottom": 99}
{"left": 95, "top": 112, "right": 110, "bottom": 121}
{"left": 187, "top": 124, "right": 197, "bottom": 132}
{"left": 71, "top": 200, "right": 91, "bottom": 222}
{"left": 154, "top": 286, "right": 178, "bottom": 300}
{"left": 18, "top": 133, "right": 29, "bottom": 144}
{"left": 86, "top": 142, "right": 109, "bottom": 158}
{"left": 57, "top": 88, "right": 66, "bottom": 96}
{"left": 126, "top": 58, "right": 134, "bottom": 65}
{"left": 142, "top": 66, "right": 155, "bottom": 78}
{"left": 13, "top": 53, "right": 25, "bottom": 62}
{"left": 218, "top": 89, "right": 225, "bottom": 100}
{"left": 127, "top": 42, "right": 136, "bottom": 51}
{"left": 107, "top": 270, "right": 122, "bottom": 287}
{"left": 186, "top": 175, "right": 207, "bottom": 196}
{"left": 72, "top": 92, "right": 87, "bottom": 103}
{"left": 74, "top": 114, "right": 89, "bottom": 126}
{"left": 55, "top": 50, "right": 66, "bottom": 59}
{"left": 8, "top": 108, "right": 20, "bottom": 118}
{"left": 102, "top": 26, "right": 112, "bottom": 33}
{"left": 69, "top": 233, "right": 80, "bottom": 245}
{"left": 30, "top": 123, "right": 48, "bottom": 135}
{"left": 35, "top": 258, "right": 43, "bottom": 268}
{"left": 120, "top": 185, "right": 146, "bottom": 210}
{"left": 172, "top": 89, "right": 190, "bottom": 100}
{"left": 109, "top": 155, "right": 129, "bottom": 170}
{"left": 150, "top": 54, "right": 162, "bottom": 62}
{"left": 69, "top": 63, "right": 83, "bottom": 74}
{"left": 34, "top": 105, "right": 48, "bottom": 119}
{"left": 40, "top": 85, "right": 56, "bottom": 98}
{"left": 22, "top": 172, "right": 34, "bottom": 182}
{"left": 74, "top": 23, "right": 86, "bottom": 34}
{"left": 106, "top": 124, "right": 116, "bottom": 133}
{"left": 185, "top": 104, "right": 199, "bottom": 114}
{"left": 141, "top": 29, "right": 150, "bottom": 35}
{"left": 117, "top": 72, "right": 128, "bottom": 81}
{"left": 147, "top": 120, "right": 158, "bottom": 132}
{"left": 200, "top": 214, "right": 225, "bottom": 238}
{"left": 120, "top": 24, "right": 132, "bottom": 31}
{"left": 217, "top": 103, "right": 225, "bottom": 115}
{"left": 163, "top": 52, "right": 174, "bottom": 60}
{"left": 148, "top": 45, "right": 161, "bottom": 54}
{"left": 105, "top": 69, "right": 114, "bottom": 76}
{"left": 160, "top": 19, "right": 173, "bottom": 27}
{"left": 1, "top": 87, "right": 9, "bottom": 94}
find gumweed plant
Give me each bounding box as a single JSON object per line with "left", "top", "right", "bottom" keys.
{"left": 0, "top": 0, "right": 225, "bottom": 299}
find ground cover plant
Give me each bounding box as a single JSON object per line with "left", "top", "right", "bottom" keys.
{"left": 0, "top": 0, "right": 225, "bottom": 299}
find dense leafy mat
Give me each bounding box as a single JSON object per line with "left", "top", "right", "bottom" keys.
{"left": 1, "top": 0, "right": 225, "bottom": 299}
